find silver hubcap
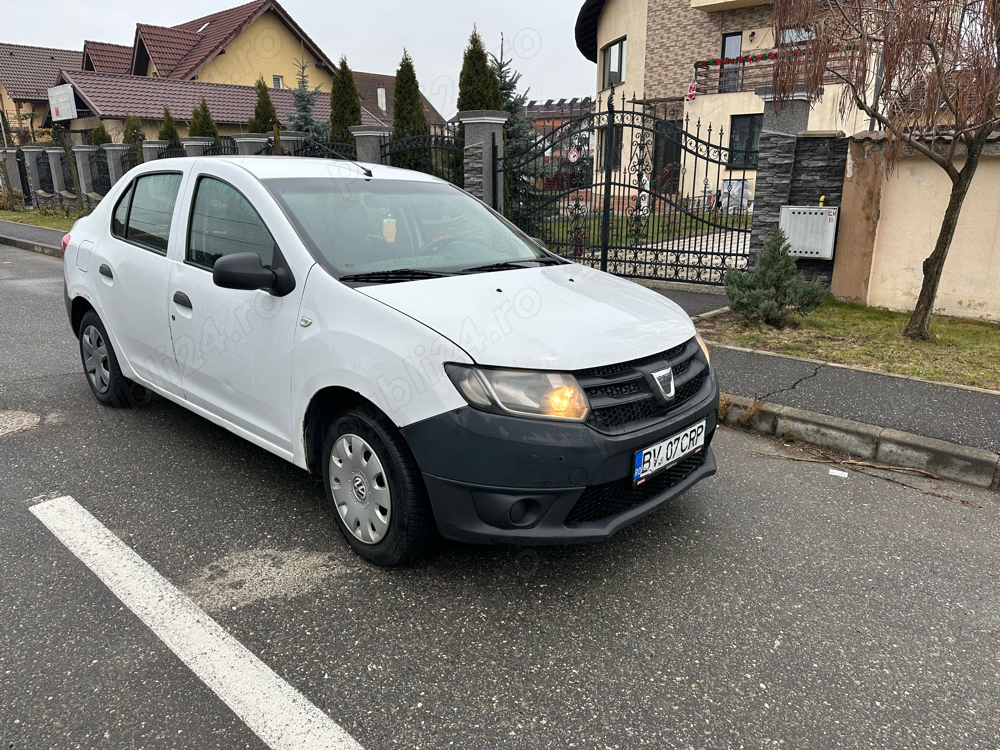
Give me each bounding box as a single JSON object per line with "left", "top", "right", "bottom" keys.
{"left": 81, "top": 325, "right": 111, "bottom": 394}
{"left": 329, "top": 434, "right": 391, "bottom": 545}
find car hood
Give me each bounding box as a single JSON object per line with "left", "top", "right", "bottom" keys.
{"left": 357, "top": 264, "right": 697, "bottom": 371}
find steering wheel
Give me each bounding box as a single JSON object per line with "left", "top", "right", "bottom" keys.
{"left": 417, "top": 234, "right": 456, "bottom": 256}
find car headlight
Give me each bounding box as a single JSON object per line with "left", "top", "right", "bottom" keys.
{"left": 695, "top": 332, "right": 711, "bottom": 365}
{"left": 446, "top": 364, "right": 590, "bottom": 422}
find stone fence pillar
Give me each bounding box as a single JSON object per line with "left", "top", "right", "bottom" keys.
{"left": 72, "top": 145, "right": 98, "bottom": 196}
{"left": 0, "top": 148, "right": 23, "bottom": 194}
{"left": 143, "top": 140, "right": 167, "bottom": 162}
{"left": 103, "top": 144, "right": 130, "bottom": 186}
{"left": 181, "top": 137, "right": 214, "bottom": 157}
{"left": 232, "top": 133, "right": 269, "bottom": 155}
{"left": 349, "top": 125, "right": 392, "bottom": 166}
{"left": 20, "top": 147, "right": 45, "bottom": 195}
{"left": 458, "top": 110, "right": 509, "bottom": 211}
{"left": 45, "top": 148, "right": 69, "bottom": 194}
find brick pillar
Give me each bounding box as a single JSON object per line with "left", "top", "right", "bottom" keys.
{"left": 458, "top": 110, "right": 509, "bottom": 211}
{"left": 20, "top": 147, "right": 45, "bottom": 195}
{"left": 181, "top": 137, "right": 213, "bottom": 157}
{"left": 349, "top": 125, "right": 392, "bottom": 165}
{"left": 73, "top": 145, "right": 98, "bottom": 195}
{"left": 103, "top": 144, "right": 130, "bottom": 186}
{"left": 143, "top": 140, "right": 167, "bottom": 162}
{"left": 232, "top": 133, "right": 269, "bottom": 155}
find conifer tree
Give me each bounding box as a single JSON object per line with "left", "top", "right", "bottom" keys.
{"left": 123, "top": 113, "right": 145, "bottom": 161}
{"left": 188, "top": 98, "right": 219, "bottom": 142}
{"left": 90, "top": 122, "right": 113, "bottom": 147}
{"left": 248, "top": 76, "right": 279, "bottom": 134}
{"left": 392, "top": 49, "right": 428, "bottom": 138}
{"left": 287, "top": 58, "right": 328, "bottom": 139}
{"left": 457, "top": 27, "right": 502, "bottom": 114}
{"left": 157, "top": 108, "right": 181, "bottom": 150}
{"left": 329, "top": 56, "right": 361, "bottom": 146}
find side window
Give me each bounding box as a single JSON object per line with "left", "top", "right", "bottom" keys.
{"left": 111, "top": 182, "right": 134, "bottom": 239}
{"left": 187, "top": 177, "right": 275, "bottom": 269}
{"left": 126, "top": 173, "right": 183, "bottom": 253}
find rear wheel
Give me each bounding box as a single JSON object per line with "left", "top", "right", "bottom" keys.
{"left": 322, "top": 404, "right": 436, "bottom": 566}
{"left": 78, "top": 311, "right": 151, "bottom": 408}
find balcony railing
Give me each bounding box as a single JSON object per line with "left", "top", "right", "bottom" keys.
{"left": 693, "top": 51, "right": 852, "bottom": 95}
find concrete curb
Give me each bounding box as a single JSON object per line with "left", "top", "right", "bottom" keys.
{"left": 691, "top": 307, "right": 730, "bottom": 324}
{"left": 722, "top": 393, "right": 1000, "bottom": 492}
{"left": 0, "top": 234, "right": 61, "bottom": 259}
{"left": 634, "top": 278, "right": 728, "bottom": 295}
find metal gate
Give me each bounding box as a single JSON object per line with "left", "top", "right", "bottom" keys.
{"left": 381, "top": 125, "right": 464, "bottom": 187}
{"left": 493, "top": 88, "right": 754, "bottom": 285}
{"left": 203, "top": 136, "right": 238, "bottom": 156}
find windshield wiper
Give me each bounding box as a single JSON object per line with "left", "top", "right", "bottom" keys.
{"left": 459, "top": 258, "right": 562, "bottom": 274}
{"left": 339, "top": 268, "right": 454, "bottom": 284}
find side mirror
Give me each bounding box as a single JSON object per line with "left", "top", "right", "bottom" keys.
{"left": 531, "top": 237, "right": 548, "bottom": 251}
{"left": 213, "top": 252, "right": 277, "bottom": 292}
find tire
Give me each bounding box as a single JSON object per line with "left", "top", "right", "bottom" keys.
{"left": 322, "top": 403, "right": 436, "bottom": 566}
{"left": 78, "top": 311, "right": 152, "bottom": 408}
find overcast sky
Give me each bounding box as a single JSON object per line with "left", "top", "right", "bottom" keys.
{"left": 9, "top": 0, "right": 596, "bottom": 118}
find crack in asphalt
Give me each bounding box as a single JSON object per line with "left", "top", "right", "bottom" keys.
{"left": 763, "top": 364, "right": 826, "bottom": 400}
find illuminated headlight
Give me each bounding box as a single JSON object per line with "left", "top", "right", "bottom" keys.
{"left": 695, "top": 332, "right": 711, "bottom": 365}
{"left": 446, "top": 364, "right": 591, "bottom": 422}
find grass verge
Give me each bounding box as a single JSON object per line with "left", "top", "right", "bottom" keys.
{"left": 697, "top": 298, "right": 1000, "bottom": 391}
{"left": 0, "top": 210, "right": 81, "bottom": 232}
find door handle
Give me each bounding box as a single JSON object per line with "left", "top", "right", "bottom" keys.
{"left": 173, "top": 291, "right": 193, "bottom": 309}
{"left": 99, "top": 264, "right": 113, "bottom": 279}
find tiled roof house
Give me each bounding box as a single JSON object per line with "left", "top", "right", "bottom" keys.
{"left": 0, "top": 42, "right": 81, "bottom": 140}
{"left": 4, "top": 0, "right": 443, "bottom": 140}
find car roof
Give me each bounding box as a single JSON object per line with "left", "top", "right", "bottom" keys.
{"left": 180, "top": 156, "right": 444, "bottom": 183}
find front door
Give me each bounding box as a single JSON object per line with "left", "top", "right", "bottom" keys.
{"left": 167, "top": 174, "right": 303, "bottom": 453}
{"left": 90, "top": 172, "right": 186, "bottom": 397}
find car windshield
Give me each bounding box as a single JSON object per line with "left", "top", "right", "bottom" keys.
{"left": 262, "top": 178, "right": 550, "bottom": 277}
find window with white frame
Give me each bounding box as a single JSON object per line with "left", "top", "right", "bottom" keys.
{"left": 272, "top": 75, "right": 283, "bottom": 89}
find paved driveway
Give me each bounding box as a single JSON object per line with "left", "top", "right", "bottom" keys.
{"left": 2, "top": 244, "right": 997, "bottom": 749}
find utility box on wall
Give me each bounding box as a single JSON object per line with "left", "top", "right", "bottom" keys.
{"left": 779, "top": 206, "right": 839, "bottom": 260}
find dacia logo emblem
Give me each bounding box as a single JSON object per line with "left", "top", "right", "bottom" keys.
{"left": 652, "top": 366, "right": 675, "bottom": 401}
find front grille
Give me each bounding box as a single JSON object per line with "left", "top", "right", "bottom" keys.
{"left": 564, "top": 450, "right": 707, "bottom": 526}
{"left": 576, "top": 337, "right": 711, "bottom": 434}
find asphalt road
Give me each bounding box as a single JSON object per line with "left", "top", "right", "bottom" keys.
{"left": 2, "top": 244, "right": 998, "bottom": 750}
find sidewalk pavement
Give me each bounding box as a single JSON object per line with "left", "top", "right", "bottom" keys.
{"left": 654, "top": 286, "right": 1000, "bottom": 456}
{"left": 0, "top": 220, "right": 66, "bottom": 246}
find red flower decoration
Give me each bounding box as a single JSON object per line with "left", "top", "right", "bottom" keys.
{"left": 716, "top": 58, "right": 722, "bottom": 64}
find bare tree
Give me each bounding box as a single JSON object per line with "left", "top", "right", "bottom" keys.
{"left": 771, "top": 0, "right": 1000, "bottom": 339}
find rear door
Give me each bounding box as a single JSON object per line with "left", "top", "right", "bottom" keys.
{"left": 90, "top": 171, "right": 186, "bottom": 396}
{"left": 166, "top": 169, "right": 304, "bottom": 454}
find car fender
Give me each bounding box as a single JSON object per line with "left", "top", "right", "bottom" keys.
{"left": 290, "top": 268, "right": 473, "bottom": 469}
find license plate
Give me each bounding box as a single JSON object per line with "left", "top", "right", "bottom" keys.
{"left": 633, "top": 420, "right": 707, "bottom": 484}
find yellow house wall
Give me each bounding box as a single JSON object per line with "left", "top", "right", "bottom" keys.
{"left": 806, "top": 84, "right": 869, "bottom": 135}
{"left": 682, "top": 90, "right": 761, "bottom": 198}
{"left": 596, "top": 0, "right": 647, "bottom": 100}
{"left": 196, "top": 10, "right": 333, "bottom": 91}
{"left": 867, "top": 153, "right": 1000, "bottom": 321}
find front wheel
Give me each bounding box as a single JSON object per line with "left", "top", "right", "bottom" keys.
{"left": 78, "top": 311, "right": 151, "bottom": 408}
{"left": 322, "top": 404, "right": 436, "bottom": 566}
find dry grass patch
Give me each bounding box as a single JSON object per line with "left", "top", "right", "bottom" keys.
{"left": 0, "top": 210, "right": 81, "bottom": 232}
{"left": 698, "top": 298, "right": 1000, "bottom": 391}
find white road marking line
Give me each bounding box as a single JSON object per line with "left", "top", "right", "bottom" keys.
{"left": 30, "top": 496, "right": 363, "bottom": 750}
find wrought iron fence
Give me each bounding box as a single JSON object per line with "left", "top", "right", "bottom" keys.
{"left": 122, "top": 147, "right": 139, "bottom": 173}
{"left": 15, "top": 149, "right": 31, "bottom": 205}
{"left": 203, "top": 136, "right": 238, "bottom": 156}
{"left": 34, "top": 152, "right": 53, "bottom": 193}
{"left": 57, "top": 151, "right": 75, "bottom": 195}
{"left": 89, "top": 150, "right": 111, "bottom": 196}
{"left": 157, "top": 147, "right": 187, "bottom": 160}
{"left": 380, "top": 125, "right": 464, "bottom": 187}
{"left": 295, "top": 138, "right": 357, "bottom": 160}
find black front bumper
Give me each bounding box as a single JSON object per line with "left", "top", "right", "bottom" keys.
{"left": 401, "top": 372, "right": 719, "bottom": 544}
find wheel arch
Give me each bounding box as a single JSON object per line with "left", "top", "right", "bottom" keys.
{"left": 71, "top": 296, "right": 96, "bottom": 337}
{"left": 302, "top": 386, "right": 371, "bottom": 475}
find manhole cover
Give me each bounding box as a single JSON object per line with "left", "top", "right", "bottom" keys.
{"left": 0, "top": 411, "right": 41, "bottom": 438}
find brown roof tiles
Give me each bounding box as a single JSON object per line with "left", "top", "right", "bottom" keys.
{"left": 82, "top": 41, "right": 133, "bottom": 74}
{"left": 0, "top": 42, "right": 81, "bottom": 101}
